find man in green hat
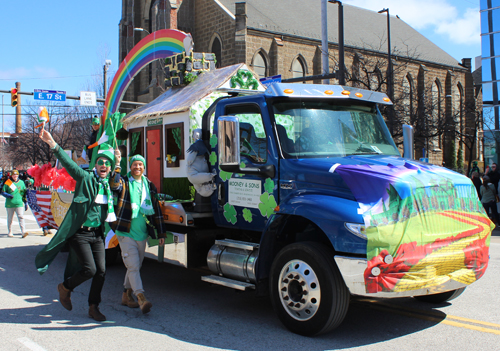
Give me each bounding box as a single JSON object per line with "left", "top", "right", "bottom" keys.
{"left": 37, "top": 128, "right": 121, "bottom": 322}
{"left": 110, "top": 154, "right": 166, "bottom": 314}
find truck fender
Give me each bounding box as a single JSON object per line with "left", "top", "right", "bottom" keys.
{"left": 255, "top": 194, "right": 365, "bottom": 285}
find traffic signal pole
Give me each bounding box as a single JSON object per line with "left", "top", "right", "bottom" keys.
{"left": 0, "top": 88, "right": 145, "bottom": 106}
{"left": 15, "top": 82, "right": 21, "bottom": 133}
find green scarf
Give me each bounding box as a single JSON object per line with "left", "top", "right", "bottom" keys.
{"left": 94, "top": 170, "right": 116, "bottom": 222}
{"left": 127, "top": 173, "right": 155, "bottom": 218}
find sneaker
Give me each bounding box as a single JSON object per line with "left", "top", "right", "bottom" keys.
{"left": 22, "top": 232, "right": 28, "bottom": 238}
{"left": 43, "top": 230, "right": 49, "bottom": 236}
{"left": 7, "top": 233, "right": 14, "bottom": 237}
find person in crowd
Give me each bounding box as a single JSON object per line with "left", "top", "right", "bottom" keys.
{"left": 36, "top": 128, "right": 121, "bottom": 322}
{"left": 486, "top": 163, "right": 500, "bottom": 193}
{"left": 110, "top": 154, "right": 166, "bottom": 314}
{"left": 480, "top": 175, "right": 499, "bottom": 224}
{"left": 471, "top": 171, "right": 482, "bottom": 200}
{"left": 469, "top": 161, "right": 480, "bottom": 179}
{"left": 87, "top": 116, "right": 101, "bottom": 161}
{"left": 2, "top": 170, "right": 27, "bottom": 238}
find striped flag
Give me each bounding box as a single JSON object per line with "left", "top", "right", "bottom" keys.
{"left": 4, "top": 179, "right": 17, "bottom": 192}
{"left": 26, "top": 190, "right": 58, "bottom": 229}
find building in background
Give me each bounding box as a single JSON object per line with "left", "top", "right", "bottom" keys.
{"left": 481, "top": 0, "right": 500, "bottom": 168}
{"left": 119, "top": 0, "right": 481, "bottom": 171}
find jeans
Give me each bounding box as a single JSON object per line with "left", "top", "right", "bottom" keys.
{"left": 117, "top": 235, "right": 147, "bottom": 295}
{"left": 6, "top": 206, "right": 25, "bottom": 234}
{"left": 65, "top": 228, "right": 106, "bottom": 306}
{"left": 482, "top": 201, "right": 499, "bottom": 223}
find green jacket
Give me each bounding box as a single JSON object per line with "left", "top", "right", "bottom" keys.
{"left": 2, "top": 179, "right": 26, "bottom": 208}
{"left": 35, "top": 145, "right": 111, "bottom": 279}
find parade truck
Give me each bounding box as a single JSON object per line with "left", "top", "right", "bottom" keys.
{"left": 118, "top": 64, "right": 492, "bottom": 336}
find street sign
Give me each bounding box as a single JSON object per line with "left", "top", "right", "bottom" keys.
{"left": 259, "top": 75, "right": 281, "bottom": 88}
{"left": 80, "top": 91, "right": 97, "bottom": 106}
{"left": 34, "top": 89, "right": 66, "bottom": 102}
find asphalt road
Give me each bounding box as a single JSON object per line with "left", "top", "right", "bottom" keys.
{"left": 0, "top": 197, "right": 499, "bottom": 351}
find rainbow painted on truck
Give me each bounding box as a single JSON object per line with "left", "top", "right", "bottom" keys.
{"left": 335, "top": 162, "right": 493, "bottom": 294}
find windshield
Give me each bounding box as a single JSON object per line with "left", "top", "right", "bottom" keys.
{"left": 272, "top": 100, "right": 400, "bottom": 158}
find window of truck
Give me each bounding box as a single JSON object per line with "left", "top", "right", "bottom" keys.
{"left": 272, "top": 100, "right": 399, "bottom": 158}
{"left": 225, "top": 104, "right": 268, "bottom": 163}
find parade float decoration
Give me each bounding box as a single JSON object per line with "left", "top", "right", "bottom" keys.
{"left": 334, "top": 162, "right": 493, "bottom": 293}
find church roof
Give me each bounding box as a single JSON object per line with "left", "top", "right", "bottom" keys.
{"left": 217, "top": 0, "right": 464, "bottom": 69}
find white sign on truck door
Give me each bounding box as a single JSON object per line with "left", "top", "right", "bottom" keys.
{"left": 228, "top": 179, "right": 261, "bottom": 208}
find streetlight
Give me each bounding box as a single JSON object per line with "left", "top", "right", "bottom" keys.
{"left": 328, "top": 0, "right": 345, "bottom": 85}
{"left": 103, "top": 59, "right": 112, "bottom": 99}
{"left": 134, "top": 27, "right": 150, "bottom": 35}
{"left": 378, "top": 8, "right": 394, "bottom": 134}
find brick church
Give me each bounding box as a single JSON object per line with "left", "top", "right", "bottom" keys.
{"left": 119, "top": 0, "right": 482, "bottom": 170}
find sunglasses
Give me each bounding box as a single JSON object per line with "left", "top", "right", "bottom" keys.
{"left": 97, "top": 159, "right": 111, "bottom": 167}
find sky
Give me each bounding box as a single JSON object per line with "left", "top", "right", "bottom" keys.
{"left": 0, "top": 0, "right": 481, "bottom": 133}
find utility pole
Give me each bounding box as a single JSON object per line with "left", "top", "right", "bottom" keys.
{"left": 321, "top": 0, "right": 329, "bottom": 84}
{"left": 103, "top": 60, "right": 112, "bottom": 99}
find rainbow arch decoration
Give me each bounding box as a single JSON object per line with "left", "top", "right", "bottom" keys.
{"left": 102, "top": 29, "right": 193, "bottom": 122}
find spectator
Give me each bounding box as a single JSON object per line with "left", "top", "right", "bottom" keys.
{"left": 87, "top": 116, "right": 101, "bottom": 161}
{"left": 2, "top": 170, "right": 27, "bottom": 238}
{"left": 486, "top": 163, "right": 500, "bottom": 192}
{"left": 481, "top": 176, "right": 499, "bottom": 224}
{"left": 35, "top": 129, "right": 121, "bottom": 322}
{"left": 110, "top": 154, "right": 166, "bottom": 314}
{"left": 471, "top": 171, "right": 482, "bottom": 199}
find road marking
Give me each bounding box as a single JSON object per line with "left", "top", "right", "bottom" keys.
{"left": 17, "top": 337, "right": 47, "bottom": 351}
{"left": 355, "top": 298, "right": 500, "bottom": 335}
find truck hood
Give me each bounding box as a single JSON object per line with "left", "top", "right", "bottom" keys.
{"left": 279, "top": 155, "right": 414, "bottom": 198}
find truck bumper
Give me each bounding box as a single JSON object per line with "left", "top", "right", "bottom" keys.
{"left": 334, "top": 256, "right": 468, "bottom": 297}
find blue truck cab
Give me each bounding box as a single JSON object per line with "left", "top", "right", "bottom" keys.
{"left": 159, "top": 83, "right": 491, "bottom": 336}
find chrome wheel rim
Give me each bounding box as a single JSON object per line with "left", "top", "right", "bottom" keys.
{"left": 278, "top": 259, "right": 321, "bottom": 321}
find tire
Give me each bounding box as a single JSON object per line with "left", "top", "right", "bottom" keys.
{"left": 413, "top": 287, "right": 466, "bottom": 304}
{"left": 269, "top": 242, "right": 350, "bottom": 336}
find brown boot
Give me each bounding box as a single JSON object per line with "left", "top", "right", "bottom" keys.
{"left": 137, "top": 293, "right": 152, "bottom": 314}
{"left": 121, "top": 289, "right": 139, "bottom": 308}
{"left": 57, "top": 283, "right": 72, "bottom": 311}
{"left": 89, "top": 304, "right": 106, "bottom": 321}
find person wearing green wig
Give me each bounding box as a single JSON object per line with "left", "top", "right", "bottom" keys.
{"left": 109, "top": 154, "right": 166, "bottom": 314}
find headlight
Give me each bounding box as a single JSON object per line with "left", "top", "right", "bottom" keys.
{"left": 345, "top": 222, "right": 367, "bottom": 240}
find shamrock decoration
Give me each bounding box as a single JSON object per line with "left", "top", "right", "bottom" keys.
{"left": 264, "top": 178, "right": 275, "bottom": 194}
{"left": 223, "top": 203, "right": 237, "bottom": 224}
{"left": 242, "top": 208, "right": 253, "bottom": 223}
{"left": 219, "top": 169, "right": 232, "bottom": 181}
{"left": 230, "top": 70, "right": 259, "bottom": 90}
{"left": 209, "top": 151, "right": 217, "bottom": 165}
{"left": 259, "top": 193, "right": 277, "bottom": 218}
{"left": 210, "top": 134, "right": 218, "bottom": 148}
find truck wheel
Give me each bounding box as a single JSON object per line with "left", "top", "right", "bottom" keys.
{"left": 413, "top": 287, "right": 466, "bottom": 304}
{"left": 270, "top": 242, "right": 350, "bottom": 336}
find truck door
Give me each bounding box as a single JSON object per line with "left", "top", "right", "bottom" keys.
{"left": 213, "top": 102, "right": 279, "bottom": 232}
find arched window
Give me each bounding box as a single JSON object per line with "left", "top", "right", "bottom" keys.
{"left": 455, "top": 83, "right": 464, "bottom": 132}
{"left": 291, "top": 57, "right": 306, "bottom": 79}
{"left": 210, "top": 36, "right": 222, "bottom": 68}
{"left": 401, "top": 74, "right": 413, "bottom": 122}
{"left": 252, "top": 51, "right": 267, "bottom": 79}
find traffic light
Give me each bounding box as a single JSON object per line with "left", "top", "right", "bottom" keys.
{"left": 10, "top": 88, "right": 18, "bottom": 107}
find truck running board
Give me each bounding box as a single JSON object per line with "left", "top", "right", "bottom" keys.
{"left": 201, "top": 275, "right": 255, "bottom": 291}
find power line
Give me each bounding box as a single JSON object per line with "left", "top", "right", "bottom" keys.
{"left": 0, "top": 71, "right": 117, "bottom": 81}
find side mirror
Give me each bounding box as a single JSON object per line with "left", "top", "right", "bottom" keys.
{"left": 403, "top": 124, "right": 414, "bottom": 160}
{"left": 217, "top": 116, "right": 275, "bottom": 178}
{"left": 218, "top": 116, "right": 241, "bottom": 167}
